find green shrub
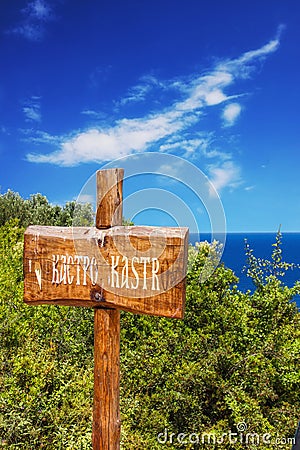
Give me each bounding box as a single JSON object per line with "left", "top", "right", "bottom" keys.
{"left": 0, "top": 220, "right": 299, "bottom": 449}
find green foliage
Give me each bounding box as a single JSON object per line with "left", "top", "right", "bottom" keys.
{"left": 0, "top": 190, "right": 94, "bottom": 228}
{"left": 244, "top": 227, "right": 300, "bottom": 292}
{"left": 0, "top": 221, "right": 94, "bottom": 449}
{"left": 0, "top": 189, "right": 132, "bottom": 229}
{"left": 122, "top": 218, "right": 134, "bottom": 226}
{"left": 119, "top": 236, "right": 300, "bottom": 449}
{"left": 0, "top": 216, "right": 299, "bottom": 449}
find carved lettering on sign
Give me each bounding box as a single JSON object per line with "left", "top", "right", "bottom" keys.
{"left": 109, "top": 256, "right": 160, "bottom": 291}
{"left": 48, "top": 253, "right": 161, "bottom": 291}
{"left": 51, "top": 254, "right": 99, "bottom": 286}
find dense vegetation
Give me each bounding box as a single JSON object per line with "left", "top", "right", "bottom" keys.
{"left": 0, "top": 190, "right": 94, "bottom": 228}
{"left": 0, "top": 191, "right": 299, "bottom": 449}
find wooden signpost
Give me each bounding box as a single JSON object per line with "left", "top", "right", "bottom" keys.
{"left": 23, "top": 168, "right": 189, "bottom": 449}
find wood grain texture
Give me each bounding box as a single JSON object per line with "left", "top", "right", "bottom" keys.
{"left": 94, "top": 167, "right": 122, "bottom": 450}
{"left": 96, "top": 169, "right": 124, "bottom": 228}
{"left": 93, "top": 308, "right": 120, "bottom": 450}
{"left": 23, "top": 225, "right": 188, "bottom": 318}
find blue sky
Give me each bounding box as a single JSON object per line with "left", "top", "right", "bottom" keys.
{"left": 1, "top": 0, "right": 300, "bottom": 232}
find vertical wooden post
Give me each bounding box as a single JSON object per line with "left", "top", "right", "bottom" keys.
{"left": 96, "top": 168, "right": 124, "bottom": 229}
{"left": 93, "top": 169, "right": 124, "bottom": 450}
{"left": 93, "top": 308, "right": 120, "bottom": 449}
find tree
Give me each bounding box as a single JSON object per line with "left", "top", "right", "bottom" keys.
{"left": 0, "top": 190, "right": 26, "bottom": 226}
{"left": 0, "top": 221, "right": 299, "bottom": 449}
{"left": 0, "top": 190, "right": 94, "bottom": 228}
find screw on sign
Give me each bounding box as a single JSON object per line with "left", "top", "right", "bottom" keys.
{"left": 23, "top": 168, "right": 189, "bottom": 450}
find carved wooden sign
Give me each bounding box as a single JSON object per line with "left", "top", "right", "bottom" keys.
{"left": 24, "top": 224, "right": 188, "bottom": 318}
{"left": 23, "top": 168, "right": 188, "bottom": 450}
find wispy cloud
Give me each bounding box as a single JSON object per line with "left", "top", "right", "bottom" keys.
{"left": 117, "top": 79, "right": 155, "bottom": 106}
{"left": 159, "top": 137, "right": 210, "bottom": 156}
{"left": 23, "top": 96, "right": 41, "bottom": 123}
{"left": 21, "top": 129, "right": 61, "bottom": 145}
{"left": 26, "top": 29, "right": 281, "bottom": 193}
{"left": 116, "top": 75, "right": 167, "bottom": 106}
{"left": 81, "top": 110, "right": 108, "bottom": 121}
{"left": 8, "top": 0, "right": 55, "bottom": 41}
{"left": 208, "top": 161, "right": 242, "bottom": 196}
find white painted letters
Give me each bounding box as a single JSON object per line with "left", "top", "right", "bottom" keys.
{"left": 51, "top": 253, "right": 160, "bottom": 291}
{"left": 67, "top": 255, "right": 74, "bottom": 285}
{"left": 90, "top": 257, "right": 98, "bottom": 286}
{"left": 52, "top": 254, "right": 99, "bottom": 287}
{"left": 52, "top": 255, "right": 60, "bottom": 284}
{"left": 111, "top": 255, "right": 120, "bottom": 288}
{"left": 109, "top": 256, "right": 160, "bottom": 291}
{"left": 152, "top": 258, "right": 160, "bottom": 291}
{"left": 131, "top": 256, "right": 139, "bottom": 289}
{"left": 121, "top": 256, "right": 129, "bottom": 289}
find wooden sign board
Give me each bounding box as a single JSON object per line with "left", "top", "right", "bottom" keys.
{"left": 24, "top": 224, "right": 189, "bottom": 318}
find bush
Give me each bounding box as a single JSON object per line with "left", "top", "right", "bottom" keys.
{"left": 119, "top": 235, "right": 300, "bottom": 449}
{"left": 0, "top": 221, "right": 299, "bottom": 449}
{"left": 0, "top": 221, "right": 94, "bottom": 449}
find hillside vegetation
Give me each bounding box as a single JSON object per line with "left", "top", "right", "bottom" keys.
{"left": 0, "top": 191, "right": 299, "bottom": 449}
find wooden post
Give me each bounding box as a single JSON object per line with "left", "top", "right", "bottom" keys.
{"left": 96, "top": 168, "right": 124, "bottom": 229}
{"left": 93, "top": 169, "right": 123, "bottom": 449}
{"left": 93, "top": 308, "right": 120, "bottom": 449}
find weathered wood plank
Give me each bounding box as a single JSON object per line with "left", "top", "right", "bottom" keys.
{"left": 96, "top": 168, "right": 124, "bottom": 228}
{"left": 93, "top": 308, "right": 120, "bottom": 449}
{"left": 23, "top": 225, "right": 188, "bottom": 318}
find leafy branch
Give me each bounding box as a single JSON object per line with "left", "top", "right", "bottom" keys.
{"left": 243, "top": 227, "right": 300, "bottom": 289}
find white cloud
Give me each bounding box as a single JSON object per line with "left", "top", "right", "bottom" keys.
{"left": 205, "top": 89, "right": 228, "bottom": 106}
{"left": 222, "top": 103, "right": 242, "bottom": 127}
{"left": 27, "top": 111, "right": 185, "bottom": 165}
{"left": 218, "top": 35, "right": 281, "bottom": 79}
{"left": 26, "top": 31, "right": 281, "bottom": 175}
{"left": 208, "top": 161, "right": 242, "bottom": 195}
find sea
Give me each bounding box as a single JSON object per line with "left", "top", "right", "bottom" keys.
{"left": 189, "top": 232, "right": 300, "bottom": 307}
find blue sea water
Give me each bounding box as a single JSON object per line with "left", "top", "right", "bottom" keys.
{"left": 189, "top": 232, "right": 300, "bottom": 307}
